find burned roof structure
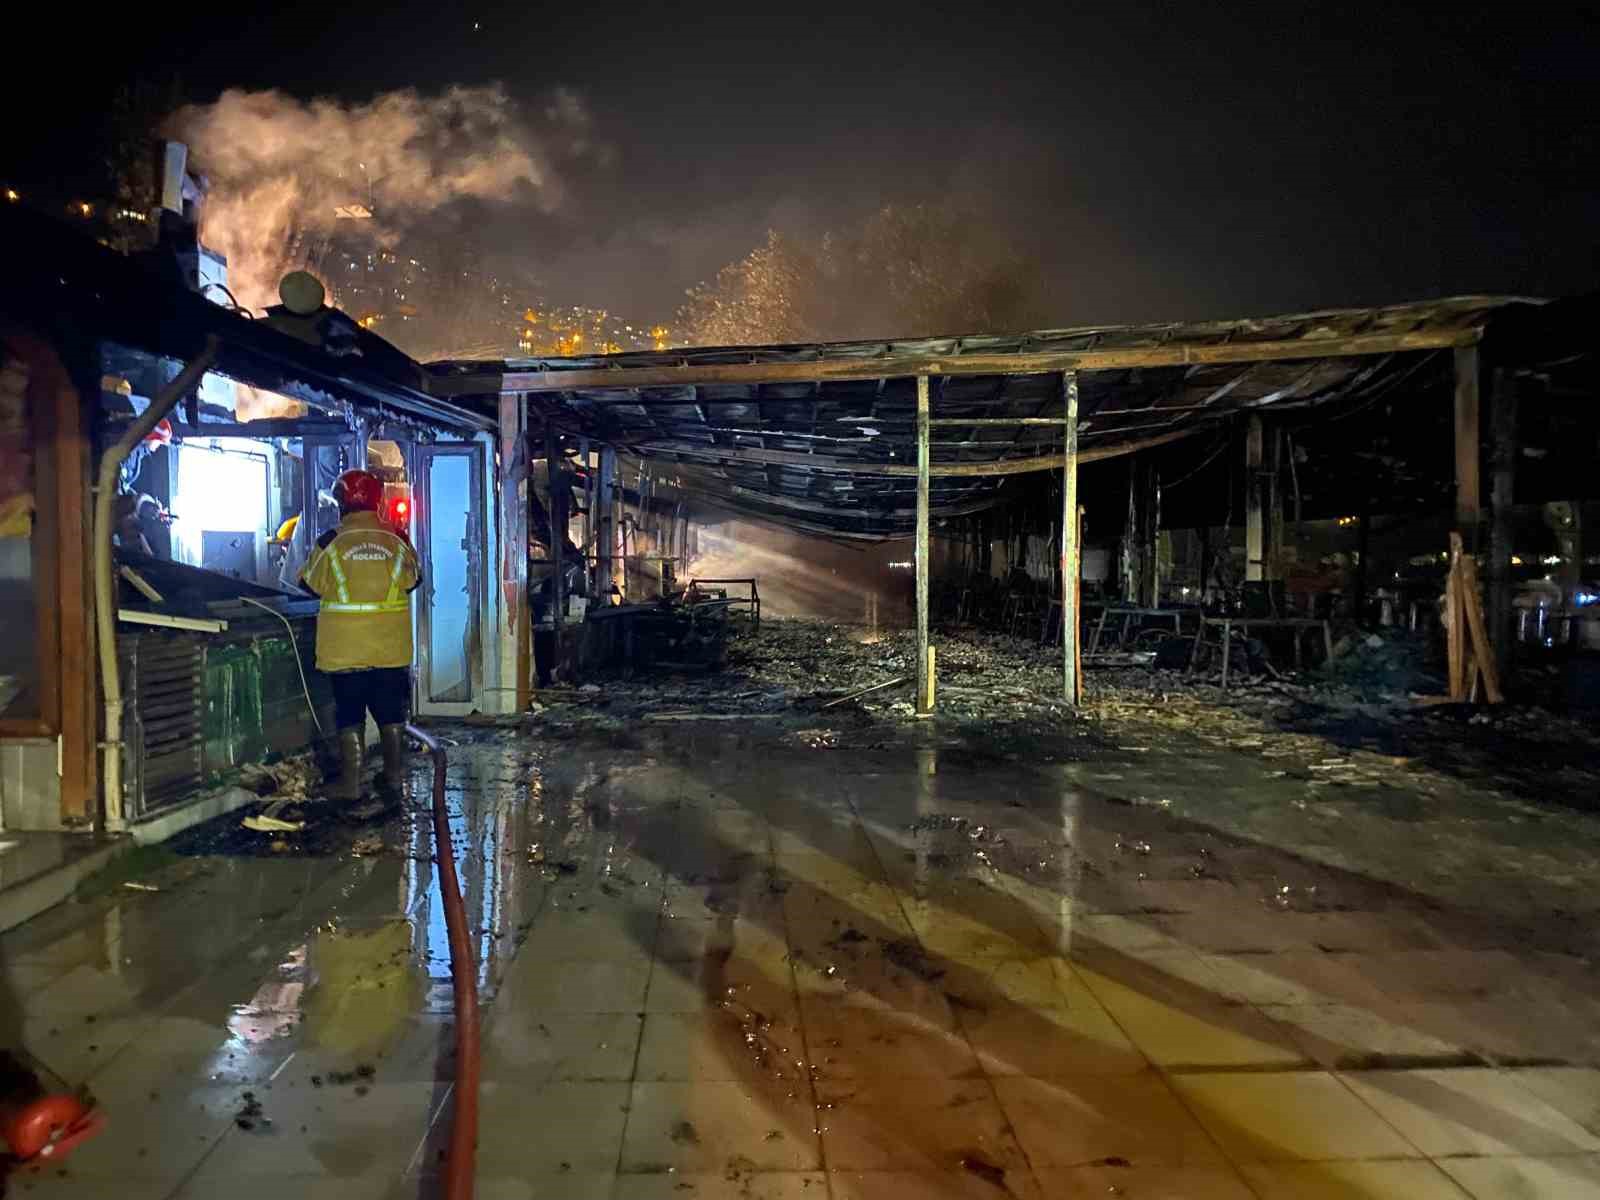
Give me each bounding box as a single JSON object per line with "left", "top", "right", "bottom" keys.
{"left": 0, "top": 207, "right": 492, "bottom": 436}
{"left": 428, "top": 296, "right": 1540, "bottom": 539}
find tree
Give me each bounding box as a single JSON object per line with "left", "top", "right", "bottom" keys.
{"left": 676, "top": 203, "right": 1048, "bottom": 346}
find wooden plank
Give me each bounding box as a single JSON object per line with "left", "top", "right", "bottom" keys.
{"left": 544, "top": 418, "right": 566, "bottom": 664}
{"left": 1245, "top": 415, "right": 1265, "bottom": 583}
{"left": 1458, "top": 551, "right": 1505, "bottom": 703}
{"left": 624, "top": 424, "right": 1203, "bottom": 479}
{"left": 435, "top": 327, "right": 1482, "bottom": 397}
{"left": 926, "top": 417, "right": 1074, "bottom": 426}
{"left": 1487, "top": 367, "right": 1518, "bottom": 677}
{"left": 1061, "top": 372, "right": 1081, "bottom": 705}
{"left": 1447, "top": 532, "right": 1466, "bottom": 700}
{"left": 498, "top": 391, "right": 531, "bottom": 711}
{"left": 1075, "top": 505, "right": 1086, "bottom": 703}
{"left": 915, "top": 375, "right": 932, "bottom": 716}
{"left": 1454, "top": 344, "right": 1481, "bottom": 544}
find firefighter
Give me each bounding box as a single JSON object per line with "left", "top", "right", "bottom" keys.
{"left": 300, "top": 468, "right": 420, "bottom": 804}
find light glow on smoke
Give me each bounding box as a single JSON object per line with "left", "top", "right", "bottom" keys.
{"left": 169, "top": 85, "right": 598, "bottom": 314}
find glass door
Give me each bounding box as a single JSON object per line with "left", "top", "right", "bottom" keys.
{"left": 416, "top": 443, "right": 483, "bottom": 710}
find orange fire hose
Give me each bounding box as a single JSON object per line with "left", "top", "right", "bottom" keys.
{"left": 406, "top": 725, "right": 479, "bottom": 1200}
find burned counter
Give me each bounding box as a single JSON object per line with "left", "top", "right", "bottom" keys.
{"left": 115, "top": 584, "right": 331, "bottom": 826}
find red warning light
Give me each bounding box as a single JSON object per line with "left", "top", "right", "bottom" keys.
{"left": 388, "top": 496, "right": 411, "bottom": 527}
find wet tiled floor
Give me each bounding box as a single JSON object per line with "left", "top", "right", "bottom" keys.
{"left": 4, "top": 724, "right": 1600, "bottom": 1198}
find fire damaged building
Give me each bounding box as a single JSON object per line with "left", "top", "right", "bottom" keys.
{"left": 4, "top": 181, "right": 1600, "bottom": 1196}
{"left": 0, "top": 182, "right": 520, "bottom": 874}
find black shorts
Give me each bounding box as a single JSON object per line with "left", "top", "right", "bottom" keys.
{"left": 329, "top": 667, "right": 411, "bottom": 730}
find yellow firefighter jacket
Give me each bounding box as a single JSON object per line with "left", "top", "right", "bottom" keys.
{"left": 301, "top": 511, "right": 420, "bottom": 672}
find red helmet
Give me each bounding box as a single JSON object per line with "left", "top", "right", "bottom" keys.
{"left": 142, "top": 418, "right": 173, "bottom": 448}
{"left": 332, "top": 468, "right": 383, "bottom": 513}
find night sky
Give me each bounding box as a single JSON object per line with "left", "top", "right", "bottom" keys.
{"left": 9, "top": 2, "right": 1598, "bottom": 326}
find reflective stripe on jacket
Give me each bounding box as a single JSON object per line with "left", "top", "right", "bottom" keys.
{"left": 301, "top": 511, "right": 420, "bottom": 671}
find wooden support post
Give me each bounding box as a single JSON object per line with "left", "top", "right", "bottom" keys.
{"left": 498, "top": 391, "right": 531, "bottom": 711}
{"left": 1121, "top": 461, "right": 1138, "bottom": 602}
{"left": 915, "top": 375, "right": 933, "bottom": 716}
{"left": 1245, "top": 414, "right": 1266, "bottom": 583}
{"left": 545, "top": 420, "right": 566, "bottom": 651}
{"left": 1487, "top": 367, "right": 1518, "bottom": 675}
{"left": 1454, "top": 345, "right": 1481, "bottom": 550}
{"left": 1137, "top": 459, "right": 1160, "bottom": 607}
{"left": 1447, "top": 535, "right": 1466, "bottom": 699}
{"left": 578, "top": 436, "right": 593, "bottom": 596}
{"left": 1075, "top": 505, "right": 1086, "bottom": 703}
{"left": 610, "top": 450, "right": 626, "bottom": 601}
{"left": 1061, "top": 371, "right": 1081, "bottom": 705}
{"left": 595, "top": 446, "right": 616, "bottom": 604}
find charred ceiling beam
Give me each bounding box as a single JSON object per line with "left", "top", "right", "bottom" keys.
{"left": 431, "top": 327, "right": 1481, "bottom": 397}
{"left": 623, "top": 424, "right": 1203, "bottom": 478}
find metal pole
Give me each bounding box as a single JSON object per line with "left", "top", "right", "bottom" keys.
{"left": 915, "top": 375, "right": 933, "bottom": 715}
{"left": 1061, "top": 371, "right": 1081, "bottom": 705}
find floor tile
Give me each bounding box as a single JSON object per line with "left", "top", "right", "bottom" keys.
{"left": 803, "top": 1001, "right": 981, "bottom": 1081}
{"left": 636, "top": 1009, "right": 807, "bottom": 1083}
{"left": 16, "top": 1172, "right": 192, "bottom": 1200}
{"left": 817, "top": 1077, "right": 1026, "bottom": 1172}
{"left": 614, "top": 1171, "right": 829, "bottom": 1198}
{"left": 1364, "top": 951, "right": 1528, "bottom": 1002}
{"left": 1343, "top": 1068, "right": 1600, "bottom": 1157}
{"left": 1438, "top": 1154, "right": 1600, "bottom": 1199}
{"left": 645, "top": 945, "right": 796, "bottom": 1015}
{"left": 1508, "top": 1067, "right": 1600, "bottom": 1136}
{"left": 833, "top": 1167, "right": 1044, "bottom": 1198}
{"left": 474, "top": 1080, "right": 629, "bottom": 1173}
{"left": 1035, "top": 1165, "right": 1255, "bottom": 1198}
{"left": 499, "top": 960, "right": 651, "bottom": 1013}
{"left": 621, "top": 1080, "right": 820, "bottom": 1173}
{"left": 957, "top": 996, "right": 1147, "bottom": 1076}
{"left": 942, "top": 956, "right": 1085, "bottom": 1011}
{"left": 1076, "top": 970, "right": 1306, "bottom": 1069}
{"left": 186, "top": 1081, "right": 444, "bottom": 1179}
{"left": 179, "top": 1173, "right": 402, "bottom": 1199}
{"left": 480, "top": 1010, "right": 644, "bottom": 1082}
{"left": 1260, "top": 1002, "right": 1477, "bottom": 1070}
{"left": 992, "top": 1073, "right": 1223, "bottom": 1168}
{"left": 452, "top": 1175, "right": 615, "bottom": 1200}
{"left": 1241, "top": 1160, "right": 1474, "bottom": 1199}
{"left": 1171, "top": 1071, "right": 1417, "bottom": 1162}
{"left": 517, "top": 909, "right": 661, "bottom": 961}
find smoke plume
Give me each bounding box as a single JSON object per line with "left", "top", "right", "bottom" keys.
{"left": 168, "top": 85, "right": 597, "bottom": 313}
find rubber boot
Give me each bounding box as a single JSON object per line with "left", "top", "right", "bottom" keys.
{"left": 331, "top": 728, "right": 365, "bottom": 802}
{"left": 379, "top": 724, "right": 407, "bottom": 795}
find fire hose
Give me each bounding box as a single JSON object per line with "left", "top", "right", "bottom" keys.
{"left": 406, "top": 724, "right": 480, "bottom": 1200}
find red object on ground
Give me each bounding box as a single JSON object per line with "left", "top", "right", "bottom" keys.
{"left": 407, "top": 724, "right": 479, "bottom": 1200}
{"left": 2, "top": 1094, "right": 105, "bottom": 1163}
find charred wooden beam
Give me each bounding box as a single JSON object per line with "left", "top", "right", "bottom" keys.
{"left": 915, "top": 374, "right": 933, "bottom": 716}
{"left": 1061, "top": 371, "right": 1081, "bottom": 705}
{"left": 624, "top": 424, "right": 1203, "bottom": 478}
{"left": 431, "top": 327, "right": 1480, "bottom": 397}
{"left": 1454, "top": 344, "right": 1482, "bottom": 547}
